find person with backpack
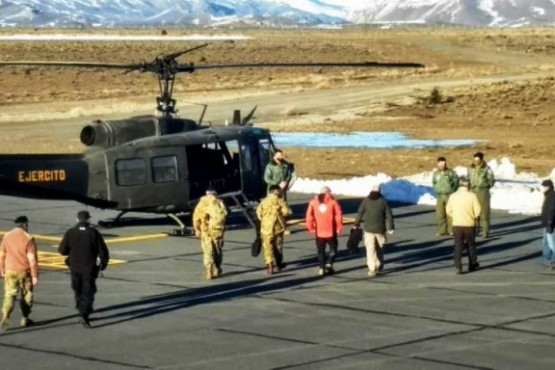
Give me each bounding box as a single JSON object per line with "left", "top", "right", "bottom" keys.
{"left": 305, "top": 187, "right": 343, "bottom": 276}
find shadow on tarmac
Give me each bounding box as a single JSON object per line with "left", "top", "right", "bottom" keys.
{"left": 91, "top": 274, "right": 321, "bottom": 328}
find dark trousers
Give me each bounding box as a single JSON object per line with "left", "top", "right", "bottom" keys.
{"left": 316, "top": 236, "right": 338, "bottom": 269}
{"left": 71, "top": 270, "right": 97, "bottom": 319}
{"left": 453, "top": 226, "right": 478, "bottom": 270}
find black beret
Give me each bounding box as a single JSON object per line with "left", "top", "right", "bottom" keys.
{"left": 14, "top": 216, "right": 28, "bottom": 224}
{"left": 77, "top": 210, "right": 91, "bottom": 221}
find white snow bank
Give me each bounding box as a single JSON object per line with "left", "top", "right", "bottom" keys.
{"left": 291, "top": 157, "right": 552, "bottom": 215}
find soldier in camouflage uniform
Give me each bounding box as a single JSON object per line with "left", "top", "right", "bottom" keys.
{"left": 468, "top": 152, "right": 495, "bottom": 238}
{"left": 432, "top": 157, "right": 459, "bottom": 236}
{"left": 256, "top": 185, "right": 292, "bottom": 274}
{"left": 193, "top": 189, "right": 228, "bottom": 280}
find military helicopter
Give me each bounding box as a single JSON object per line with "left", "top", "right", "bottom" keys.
{"left": 0, "top": 44, "right": 424, "bottom": 232}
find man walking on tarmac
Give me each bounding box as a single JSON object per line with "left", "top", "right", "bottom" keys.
{"left": 469, "top": 152, "right": 495, "bottom": 238}
{"left": 0, "top": 216, "right": 39, "bottom": 330}
{"left": 447, "top": 177, "right": 482, "bottom": 274}
{"left": 433, "top": 157, "right": 459, "bottom": 236}
{"left": 193, "top": 188, "right": 228, "bottom": 280}
{"left": 256, "top": 185, "right": 292, "bottom": 274}
{"left": 58, "top": 211, "right": 109, "bottom": 328}
{"left": 354, "top": 185, "right": 394, "bottom": 278}
{"left": 305, "top": 186, "right": 343, "bottom": 276}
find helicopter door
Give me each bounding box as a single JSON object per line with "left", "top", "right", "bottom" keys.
{"left": 238, "top": 139, "right": 264, "bottom": 200}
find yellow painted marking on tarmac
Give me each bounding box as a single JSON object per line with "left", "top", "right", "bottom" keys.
{"left": 1, "top": 230, "right": 167, "bottom": 247}
{"left": 287, "top": 217, "right": 356, "bottom": 227}
{"left": 0, "top": 231, "right": 62, "bottom": 243}
{"left": 104, "top": 233, "right": 168, "bottom": 245}
{"left": 37, "top": 251, "right": 126, "bottom": 271}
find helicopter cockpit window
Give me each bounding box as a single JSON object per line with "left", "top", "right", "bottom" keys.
{"left": 152, "top": 155, "right": 178, "bottom": 183}
{"left": 115, "top": 158, "right": 146, "bottom": 186}
{"left": 240, "top": 144, "right": 254, "bottom": 172}
{"left": 258, "top": 139, "right": 272, "bottom": 169}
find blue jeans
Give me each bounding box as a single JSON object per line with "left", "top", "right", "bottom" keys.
{"left": 541, "top": 229, "right": 555, "bottom": 265}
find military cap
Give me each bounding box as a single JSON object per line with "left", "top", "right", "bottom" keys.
{"left": 77, "top": 210, "right": 91, "bottom": 222}
{"left": 14, "top": 215, "right": 28, "bottom": 224}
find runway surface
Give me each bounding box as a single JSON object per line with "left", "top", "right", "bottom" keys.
{"left": 0, "top": 194, "right": 554, "bottom": 370}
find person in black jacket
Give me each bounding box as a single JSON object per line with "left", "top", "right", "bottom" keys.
{"left": 354, "top": 185, "right": 394, "bottom": 277}
{"left": 58, "top": 211, "right": 109, "bottom": 328}
{"left": 540, "top": 179, "right": 555, "bottom": 268}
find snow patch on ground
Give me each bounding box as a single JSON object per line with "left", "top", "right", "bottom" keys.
{"left": 291, "top": 158, "right": 551, "bottom": 215}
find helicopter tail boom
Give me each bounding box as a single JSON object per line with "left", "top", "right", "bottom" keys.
{"left": 0, "top": 154, "right": 112, "bottom": 207}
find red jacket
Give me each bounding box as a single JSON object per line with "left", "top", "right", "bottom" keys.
{"left": 305, "top": 193, "right": 343, "bottom": 238}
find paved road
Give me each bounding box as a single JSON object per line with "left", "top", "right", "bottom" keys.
{"left": 0, "top": 194, "right": 554, "bottom": 369}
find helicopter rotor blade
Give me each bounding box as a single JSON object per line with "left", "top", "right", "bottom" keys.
{"left": 0, "top": 61, "right": 143, "bottom": 70}
{"left": 190, "top": 62, "right": 425, "bottom": 70}
{"left": 162, "top": 43, "right": 208, "bottom": 61}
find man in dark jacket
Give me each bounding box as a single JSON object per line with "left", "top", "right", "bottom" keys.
{"left": 58, "top": 211, "right": 109, "bottom": 328}
{"left": 354, "top": 185, "right": 394, "bottom": 277}
{"left": 540, "top": 179, "right": 555, "bottom": 268}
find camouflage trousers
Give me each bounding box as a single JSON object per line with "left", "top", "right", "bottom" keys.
{"left": 2, "top": 270, "right": 33, "bottom": 320}
{"left": 261, "top": 232, "right": 284, "bottom": 266}
{"left": 200, "top": 234, "right": 223, "bottom": 268}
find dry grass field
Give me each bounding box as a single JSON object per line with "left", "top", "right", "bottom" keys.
{"left": 0, "top": 27, "right": 554, "bottom": 179}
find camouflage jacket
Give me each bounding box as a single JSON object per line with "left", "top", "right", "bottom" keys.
{"left": 432, "top": 168, "right": 459, "bottom": 195}
{"left": 256, "top": 193, "right": 292, "bottom": 235}
{"left": 193, "top": 194, "right": 228, "bottom": 235}
{"left": 468, "top": 163, "right": 495, "bottom": 190}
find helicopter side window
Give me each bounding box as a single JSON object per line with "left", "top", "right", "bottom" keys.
{"left": 152, "top": 155, "right": 178, "bottom": 183}
{"left": 115, "top": 158, "right": 146, "bottom": 186}
{"left": 240, "top": 144, "right": 254, "bottom": 172}
{"left": 258, "top": 139, "right": 272, "bottom": 169}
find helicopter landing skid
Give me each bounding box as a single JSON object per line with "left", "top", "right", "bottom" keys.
{"left": 98, "top": 210, "right": 129, "bottom": 228}
{"left": 167, "top": 214, "right": 193, "bottom": 236}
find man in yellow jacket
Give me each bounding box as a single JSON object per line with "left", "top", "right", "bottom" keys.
{"left": 193, "top": 188, "right": 228, "bottom": 280}
{"left": 446, "top": 177, "right": 482, "bottom": 275}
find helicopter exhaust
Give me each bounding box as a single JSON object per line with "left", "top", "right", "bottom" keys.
{"left": 80, "top": 116, "right": 199, "bottom": 148}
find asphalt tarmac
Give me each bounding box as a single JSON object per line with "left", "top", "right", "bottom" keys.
{"left": 0, "top": 194, "right": 554, "bottom": 370}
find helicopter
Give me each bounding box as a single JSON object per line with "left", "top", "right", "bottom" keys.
{"left": 0, "top": 44, "right": 424, "bottom": 232}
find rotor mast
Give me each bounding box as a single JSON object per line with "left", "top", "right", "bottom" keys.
{"left": 135, "top": 44, "right": 206, "bottom": 118}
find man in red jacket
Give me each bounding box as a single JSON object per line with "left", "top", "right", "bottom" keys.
{"left": 306, "top": 187, "right": 343, "bottom": 276}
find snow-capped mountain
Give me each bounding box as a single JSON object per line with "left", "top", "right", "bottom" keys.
{"left": 0, "top": 0, "right": 554, "bottom": 28}
{"left": 0, "top": 0, "right": 360, "bottom": 27}
{"left": 352, "top": 0, "right": 555, "bottom": 27}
